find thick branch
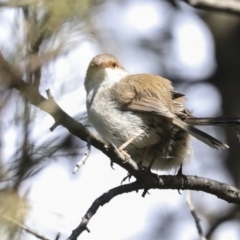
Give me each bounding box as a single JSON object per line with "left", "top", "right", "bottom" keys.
{"left": 1, "top": 51, "right": 240, "bottom": 240}
{"left": 1, "top": 51, "right": 240, "bottom": 203}
{"left": 67, "top": 175, "right": 240, "bottom": 240}
{"left": 0, "top": 52, "right": 90, "bottom": 141}
{"left": 0, "top": 51, "right": 140, "bottom": 173}
{"left": 184, "top": 0, "right": 240, "bottom": 16}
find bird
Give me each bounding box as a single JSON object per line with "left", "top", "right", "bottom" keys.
{"left": 84, "top": 54, "right": 238, "bottom": 171}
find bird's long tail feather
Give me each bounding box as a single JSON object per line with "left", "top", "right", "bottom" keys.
{"left": 184, "top": 117, "right": 240, "bottom": 126}
{"left": 173, "top": 118, "right": 229, "bottom": 150}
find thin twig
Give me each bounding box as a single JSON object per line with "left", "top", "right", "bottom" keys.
{"left": 67, "top": 181, "right": 142, "bottom": 240}
{"left": 186, "top": 190, "right": 207, "bottom": 240}
{"left": 55, "top": 232, "right": 61, "bottom": 240}
{"left": 73, "top": 137, "right": 91, "bottom": 173}
{"left": 1, "top": 51, "right": 240, "bottom": 239}
{"left": 3, "top": 215, "right": 52, "bottom": 240}
{"left": 0, "top": 52, "right": 240, "bottom": 204}
{"left": 67, "top": 176, "right": 240, "bottom": 240}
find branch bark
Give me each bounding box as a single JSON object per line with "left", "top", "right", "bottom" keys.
{"left": 186, "top": 190, "right": 207, "bottom": 240}
{"left": 1, "top": 51, "right": 240, "bottom": 239}
{"left": 67, "top": 175, "right": 240, "bottom": 240}
{"left": 1, "top": 50, "right": 240, "bottom": 200}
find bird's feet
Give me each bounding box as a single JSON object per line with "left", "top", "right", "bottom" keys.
{"left": 117, "top": 148, "right": 131, "bottom": 163}
{"left": 176, "top": 164, "right": 188, "bottom": 194}
{"left": 121, "top": 172, "right": 132, "bottom": 184}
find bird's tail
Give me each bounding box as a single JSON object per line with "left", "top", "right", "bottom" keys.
{"left": 184, "top": 117, "right": 240, "bottom": 126}
{"left": 173, "top": 118, "right": 229, "bottom": 150}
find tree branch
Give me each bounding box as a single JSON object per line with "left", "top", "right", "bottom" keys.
{"left": 67, "top": 181, "right": 142, "bottom": 240}
{"left": 1, "top": 51, "right": 240, "bottom": 239}
{"left": 2, "top": 215, "right": 52, "bottom": 240}
{"left": 0, "top": 0, "right": 37, "bottom": 8}
{"left": 1, "top": 50, "right": 240, "bottom": 200}
{"left": 186, "top": 190, "right": 207, "bottom": 240}
{"left": 67, "top": 175, "right": 240, "bottom": 240}
{"left": 184, "top": 0, "right": 240, "bottom": 16}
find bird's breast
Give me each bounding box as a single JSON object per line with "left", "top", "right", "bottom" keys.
{"left": 87, "top": 88, "right": 160, "bottom": 148}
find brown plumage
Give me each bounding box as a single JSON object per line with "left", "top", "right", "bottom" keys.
{"left": 85, "top": 54, "right": 235, "bottom": 171}
{"left": 111, "top": 74, "right": 228, "bottom": 150}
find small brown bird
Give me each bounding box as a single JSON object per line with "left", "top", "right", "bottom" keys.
{"left": 84, "top": 54, "right": 234, "bottom": 171}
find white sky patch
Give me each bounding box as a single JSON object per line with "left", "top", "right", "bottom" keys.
{"left": 213, "top": 221, "right": 240, "bottom": 240}
{"left": 25, "top": 158, "right": 184, "bottom": 240}
{"left": 170, "top": 13, "right": 216, "bottom": 80}
{"left": 124, "top": 2, "right": 162, "bottom": 33}
{"left": 177, "top": 23, "right": 206, "bottom": 66}
{"left": 184, "top": 83, "right": 222, "bottom": 116}
{"left": 0, "top": 9, "right": 16, "bottom": 43}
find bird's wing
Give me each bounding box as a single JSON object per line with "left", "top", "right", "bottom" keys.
{"left": 111, "top": 74, "right": 175, "bottom": 119}
{"left": 111, "top": 74, "right": 228, "bottom": 150}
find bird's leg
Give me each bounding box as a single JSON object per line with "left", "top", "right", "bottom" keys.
{"left": 176, "top": 164, "right": 188, "bottom": 194}
{"left": 121, "top": 172, "right": 132, "bottom": 184}
{"left": 118, "top": 135, "right": 138, "bottom": 150}
{"left": 177, "top": 164, "right": 183, "bottom": 176}
{"left": 146, "top": 149, "right": 159, "bottom": 171}
{"left": 137, "top": 146, "right": 150, "bottom": 167}
{"left": 146, "top": 139, "right": 168, "bottom": 171}
{"left": 119, "top": 135, "right": 139, "bottom": 184}
{"left": 117, "top": 135, "right": 138, "bottom": 162}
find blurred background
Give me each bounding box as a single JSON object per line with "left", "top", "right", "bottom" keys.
{"left": 0, "top": 0, "right": 240, "bottom": 239}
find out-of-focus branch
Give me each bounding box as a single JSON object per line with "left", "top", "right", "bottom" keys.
{"left": 1, "top": 51, "right": 240, "bottom": 239}
{"left": 0, "top": 51, "right": 140, "bottom": 176}
{"left": 67, "top": 176, "right": 240, "bottom": 240}
{"left": 0, "top": 51, "right": 91, "bottom": 141}
{"left": 206, "top": 205, "right": 240, "bottom": 239}
{"left": 0, "top": 0, "right": 38, "bottom": 8}
{"left": 23, "top": 6, "right": 49, "bottom": 89}
{"left": 73, "top": 136, "right": 91, "bottom": 173}
{"left": 184, "top": 0, "right": 240, "bottom": 16}
{"left": 1, "top": 51, "right": 240, "bottom": 203}
{"left": 2, "top": 215, "right": 52, "bottom": 240}
{"left": 186, "top": 191, "right": 207, "bottom": 240}
{"left": 67, "top": 181, "right": 142, "bottom": 240}
{"left": 184, "top": 0, "right": 240, "bottom": 15}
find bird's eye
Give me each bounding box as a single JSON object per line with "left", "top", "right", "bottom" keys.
{"left": 112, "top": 63, "right": 117, "bottom": 68}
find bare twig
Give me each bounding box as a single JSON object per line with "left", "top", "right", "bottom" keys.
{"left": 73, "top": 136, "right": 91, "bottom": 173}
{"left": 1, "top": 51, "right": 240, "bottom": 239}
{"left": 0, "top": 51, "right": 240, "bottom": 203}
{"left": 55, "top": 232, "right": 61, "bottom": 240}
{"left": 184, "top": 0, "right": 240, "bottom": 16}
{"left": 186, "top": 190, "right": 207, "bottom": 240}
{"left": 68, "top": 175, "right": 240, "bottom": 240}
{"left": 46, "top": 89, "right": 62, "bottom": 131}
{"left": 3, "top": 215, "right": 51, "bottom": 240}
{"left": 67, "top": 181, "right": 142, "bottom": 240}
